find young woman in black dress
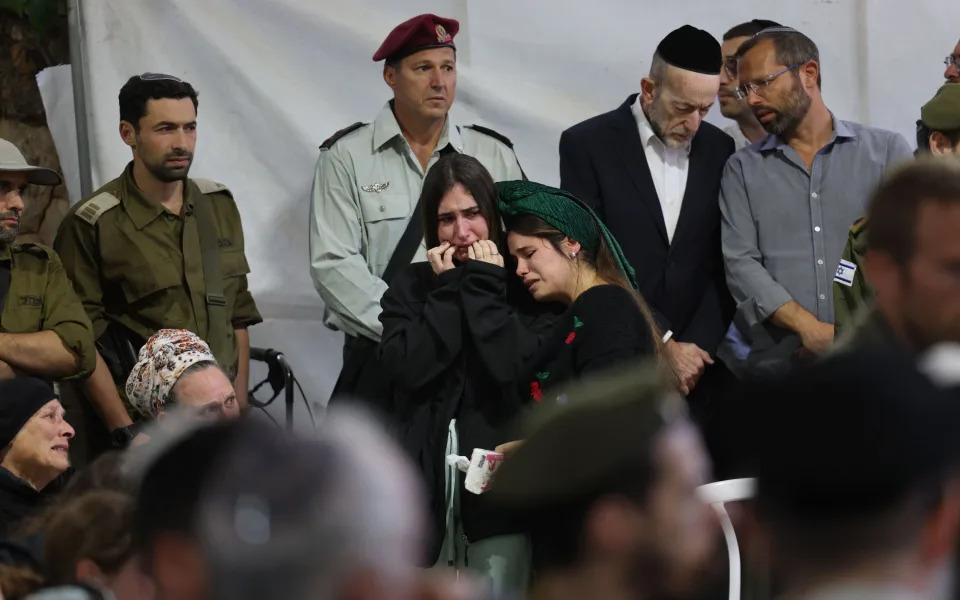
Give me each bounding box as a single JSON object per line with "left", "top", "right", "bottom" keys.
{"left": 497, "top": 180, "right": 666, "bottom": 405}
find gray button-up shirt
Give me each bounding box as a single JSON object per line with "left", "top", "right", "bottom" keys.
{"left": 720, "top": 118, "right": 912, "bottom": 339}
{"left": 309, "top": 102, "right": 524, "bottom": 342}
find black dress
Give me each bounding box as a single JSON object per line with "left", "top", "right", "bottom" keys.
{"left": 0, "top": 467, "right": 43, "bottom": 537}
{"left": 379, "top": 260, "right": 561, "bottom": 564}
{"left": 523, "top": 284, "right": 657, "bottom": 404}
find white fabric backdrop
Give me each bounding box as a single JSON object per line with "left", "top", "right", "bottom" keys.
{"left": 39, "top": 0, "right": 960, "bottom": 425}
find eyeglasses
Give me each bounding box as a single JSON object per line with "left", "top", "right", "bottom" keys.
{"left": 722, "top": 57, "right": 739, "bottom": 79}
{"left": 944, "top": 56, "right": 960, "bottom": 70}
{"left": 138, "top": 72, "right": 183, "bottom": 83}
{"left": 733, "top": 63, "right": 803, "bottom": 100}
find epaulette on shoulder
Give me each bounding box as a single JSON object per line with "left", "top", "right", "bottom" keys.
{"left": 75, "top": 191, "right": 121, "bottom": 226}
{"left": 320, "top": 122, "right": 367, "bottom": 150}
{"left": 193, "top": 178, "right": 233, "bottom": 198}
{"left": 12, "top": 243, "right": 51, "bottom": 259}
{"left": 850, "top": 216, "right": 868, "bottom": 235}
{"left": 464, "top": 124, "right": 515, "bottom": 149}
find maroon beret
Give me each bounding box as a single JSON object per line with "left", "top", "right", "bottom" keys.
{"left": 372, "top": 14, "right": 459, "bottom": 62}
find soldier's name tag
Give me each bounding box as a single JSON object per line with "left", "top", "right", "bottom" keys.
{"left": 18, "top": 296, "right": 42, "bottom": 307}
{"left": 833, "top": 259, "right": 857, "bottom": 287}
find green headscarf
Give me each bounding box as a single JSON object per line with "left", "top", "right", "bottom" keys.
{"left": 496, "top": 180, "right": 638, "bottom": 289}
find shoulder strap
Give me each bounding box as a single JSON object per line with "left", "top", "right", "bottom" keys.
{"left": 320, "top": 122, "right": 367, "bottom": 150}
{"left": 75, "top": 191, "right": 121, "bottom": 225}
{"left": 193, "top": 178, "right": 233, "bottom": 197}
{"left": 191, "top": 190, "right": 231, "bottom": 363}
{"left": 380, "top": 145, "right": 458, "bottom": 285}
{"left": 463, "top": 124, "right": 528, "bottom": 181}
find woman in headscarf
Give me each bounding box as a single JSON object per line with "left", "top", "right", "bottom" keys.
{"left": 0, "top": 377, "right": 74, "bottom": 536}
{"left": 497, "top": 180, "right": 665, "bottom": 404}
{"left": 378, "top": 154, "right": 561, "bottom": 591}
{"left": 126, "top": 329, "right": 240, "bottom": 423}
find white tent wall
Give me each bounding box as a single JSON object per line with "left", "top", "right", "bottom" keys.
{"left": 47, "top": 0, "right": 957, "bottom": 425}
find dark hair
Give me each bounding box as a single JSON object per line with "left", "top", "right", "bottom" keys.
{"left": 867, "top": 157, "right": 960, "bottom": 266}
{"left": 14, "top": 451, "right": 131, "bottom": 538}
{"left": 0, "top": 564, "right": 44, "bottom": 599}
{"left": 45, "top": 490, "right": 136, "bottom": 586}
{"left": 759, "top": 473, "right": 949, "bottom": 584}
{"left": 420, "top": 153, "right": 504, "bottom": 252}
{"left": 723, "top": 19, "right": 782, "bottom": 41}
{"left": 735, "top": 28, "right": 822, "bottom": 89}
{"left": 168, "top": 360, "right": 230, "bottom": 407}
{"left": 503, "top": 213, "right": 662, "bottom": 353}
{"left": 119, "top": 75, "right": 199, "bottom": 131}
{"left": 134, "top": 422, "right": 239, "bottom": 571}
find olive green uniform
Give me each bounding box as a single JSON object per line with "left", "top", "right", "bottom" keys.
{"left": 832, "top": 216, "right": 870, "bottom": 339}
{"left": 0, "top": 243, "right": 96, "bottom": 378}
{"left": 54, "top": 164, "right": 262, "bottom": 377}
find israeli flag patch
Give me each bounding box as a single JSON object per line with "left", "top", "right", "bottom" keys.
{"left": 834, "top": 259, "right": 857, "bottom": 287}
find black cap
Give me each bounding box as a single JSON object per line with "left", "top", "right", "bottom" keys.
{"left": 751, "top": 350, "right": 960, "bottom": 518}
{"left": 0, "top": 378, "right": 56, "bottom": 449}
{"left": 656, "top": 25, "right": 722, "bottom": 75}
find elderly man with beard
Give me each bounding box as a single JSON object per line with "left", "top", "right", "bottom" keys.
{"left": 719, "top": 27, "right": 912, "bottom": 378}
{"left": 560, "top": 25, "right": 735, "bottom": 409}
{"left": 0, "top": 138, "right": 95, "bottom": 382}
{"left": 54, "top": 74, "right": 261, "bottom": 458}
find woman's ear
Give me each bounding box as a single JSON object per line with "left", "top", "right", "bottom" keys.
{"left": 562, "top": 238, "right": 583, "bottom": 259}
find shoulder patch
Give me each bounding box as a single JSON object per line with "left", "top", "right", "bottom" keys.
{"left": 12, "top": 243, "right": 50, "bottom": 259}
{"left": 464, "top": 124, "right": 515, "bottom": 149}
{"left": 850, "top": 216, "right": 868, "bottom": 235}
{"left": 320, "top": 122, "right": 367, "bottom": 150}
{"left": 75, "top": 191, "right": 121, "bottom": 225}
{"left": 193, "top": 178, "right": 232, "bottom": 198}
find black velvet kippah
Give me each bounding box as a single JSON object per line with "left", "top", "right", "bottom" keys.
{"left": 656, "top": 25, "right": 722, "bottom": 75}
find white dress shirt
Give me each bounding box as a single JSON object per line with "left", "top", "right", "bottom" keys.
{"left": 631, "top": 95, "right": 690, "bottom": 243}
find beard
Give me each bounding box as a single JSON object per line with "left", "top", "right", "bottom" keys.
{"left": 143, "top": 149, "right": 194, "bottom": 183}
{"left": 647, "top": 97, "right": 693, "bottom": 151}
{"left": 0, "top": 211, "right": 19, "bottom": 246}
{"left": 755, "top": 79, "right": 812, "bottom": 136}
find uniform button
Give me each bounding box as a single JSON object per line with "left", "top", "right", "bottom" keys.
{"left": 811, "top": 192, "right": 818, "bottom": 199}
{"left": 379, "top": 206, "right": 385, "bottom": 213}
{"left": 819, "top": 294, "right": 826, "bottom": 300}
{"left": 817, "top": 259, "right": 824, "bottom": 265}
{"left": 814, "top": 226, "right": 821, "bottom": 232}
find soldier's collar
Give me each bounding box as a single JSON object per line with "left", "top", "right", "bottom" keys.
{"left": 121, "top": 163, "right": 193, "bottom": 230}
{"left": 0, "top": 244, "right": 10, "bottom": 263}
{"left": 373, "top": 101, "right": 461, "bottom": 153}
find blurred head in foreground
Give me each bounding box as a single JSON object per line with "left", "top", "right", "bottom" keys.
{"left": 491, "top": 362, "right": 720, "bottom": 600}
{"left": 751, "top": 350, "right": 960, "bottom": 599}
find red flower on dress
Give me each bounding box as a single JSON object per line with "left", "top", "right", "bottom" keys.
{"left": 530, "top": 381, "right": 543, "bottom": 402}
{"left": 565, "top": 331, "right": 576, "bottom": 344}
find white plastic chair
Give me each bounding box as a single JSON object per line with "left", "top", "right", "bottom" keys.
{"left": 696, "top": 478, "right": 757, "bottom": 600}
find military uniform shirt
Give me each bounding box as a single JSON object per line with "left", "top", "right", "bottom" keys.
{"left": 309, "top": 102, "right": 525, "bottom": 342}
{"left": 832, "top": 217, "right": 870, "bottom": 338}
{"left": 0, "top": 243, "right": 96, "bottom": 379}
{"left": 54, "top": 164, "right": 262, "bottom": 373}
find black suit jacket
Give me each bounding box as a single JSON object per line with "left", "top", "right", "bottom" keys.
{"left": 559, "top": 94, "right": 735, "bottom": 353}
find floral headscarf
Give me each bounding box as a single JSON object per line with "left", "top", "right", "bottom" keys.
{"left": 125, "top": 329, "right": 218, "bottom": 418}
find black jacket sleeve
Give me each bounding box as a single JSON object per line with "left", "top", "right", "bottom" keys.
{"left": 378, "top": 264, "right": 465, "bottom": 392}
{"left": 459, "top": 261, "right": 554, "bottom": 385}
{"left": 574, "top": 286, "right": 657, "bottom": 376}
